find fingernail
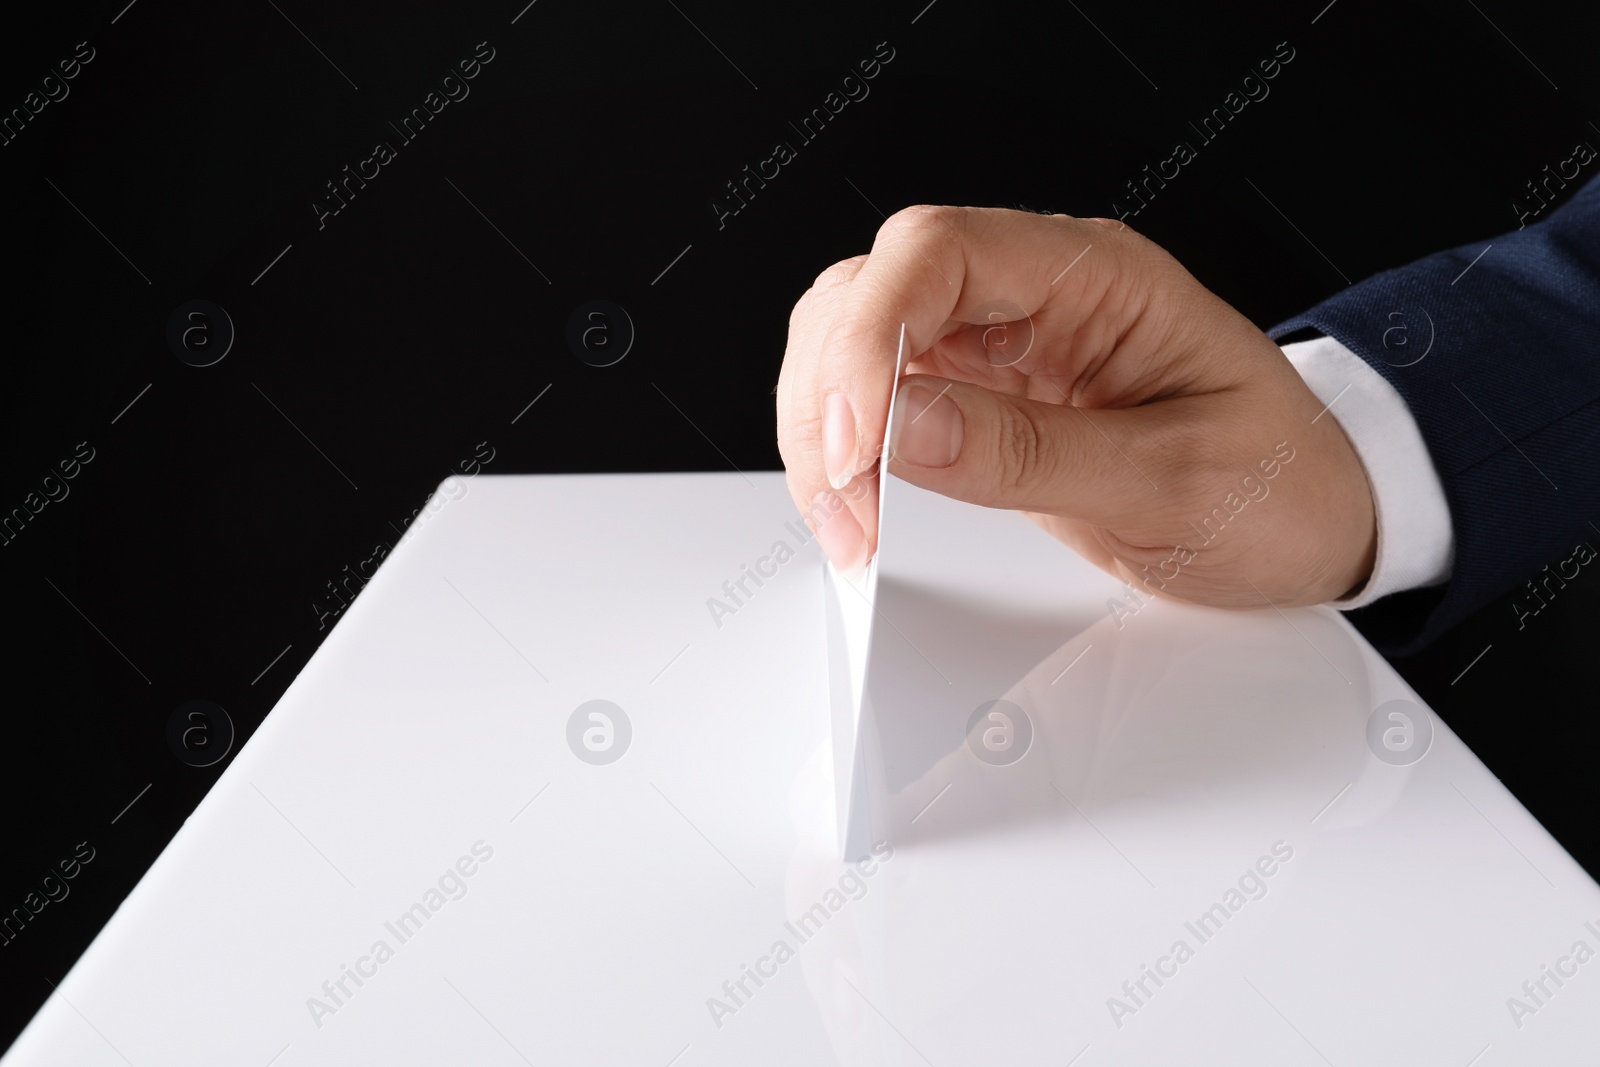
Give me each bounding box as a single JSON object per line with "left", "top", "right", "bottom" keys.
{"left": 809, "top": 490, "right": 867, "bottom": 579}
{"left": 890, "top": 380, "right": 962, "bottom": 468}
{"left": 822, "top": 391, "right": 859, "bottom": 490}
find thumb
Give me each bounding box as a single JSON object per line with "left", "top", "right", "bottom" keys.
{"left": 885, "top": 374, "right": 1162, "bottom": 526}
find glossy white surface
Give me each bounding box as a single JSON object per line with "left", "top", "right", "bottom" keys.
{"left": 8, "top": 472, "right": 1600, "bottom": 1065}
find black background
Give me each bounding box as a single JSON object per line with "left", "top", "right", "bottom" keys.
{"left": 3, "top": 0, "right": 1598, "bottom": 1050}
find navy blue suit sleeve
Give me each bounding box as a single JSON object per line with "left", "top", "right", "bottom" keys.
{"left": 1268, "top": 171, "right": 1600, "bottom": 657}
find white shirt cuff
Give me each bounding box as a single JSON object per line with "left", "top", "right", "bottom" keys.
{"left": 1280, "top": 335, "right": 1454, "bottom": 608}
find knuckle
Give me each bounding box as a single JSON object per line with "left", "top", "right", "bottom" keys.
{"left": 881, "top": 203, "right": 961, "bottom": 242}
{"left": 791, "top": 256, "right": 869, "bottom": 331}
{"left": 786, "top": 293, "right": 814, "bottom": 333}
{"left": 810, "top": 254, "right": 867, "bottom": 292}
{"left": 786, "top": 284, "right": 828, "bottom": 333}
{"left": 993, "top": 400, "right": 1056, "bottom": 496}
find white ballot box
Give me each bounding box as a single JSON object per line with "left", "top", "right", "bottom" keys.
{"left": 7, "top": 472, "right": 1598, "bottom": 1065}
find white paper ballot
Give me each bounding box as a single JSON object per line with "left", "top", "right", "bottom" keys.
{"left": 825, "top": 322, "right": 906, "bottom": 860}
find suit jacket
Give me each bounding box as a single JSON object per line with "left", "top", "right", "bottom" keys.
{"left": 1269, "top": 171, "right": 1600, "bottom": 657}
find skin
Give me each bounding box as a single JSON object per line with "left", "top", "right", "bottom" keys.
{"left": 775, "top": 205, "right": 1377, "bottom": 609}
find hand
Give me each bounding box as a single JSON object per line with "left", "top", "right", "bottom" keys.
{"left": 774, "top": 205, "right": 1377, "bottom": 608}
